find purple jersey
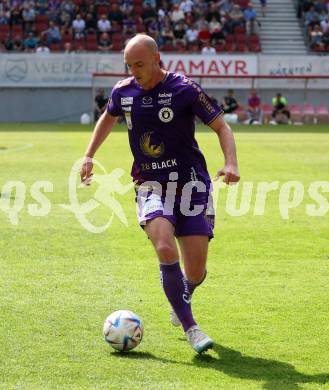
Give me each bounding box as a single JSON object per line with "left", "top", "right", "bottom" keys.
{"left": 107, "top": 72, "right": 223, "bottom": 184}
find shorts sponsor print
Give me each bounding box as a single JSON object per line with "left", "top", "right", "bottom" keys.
{"left": 135, "top": 185, "right": 215, "bottom": 239}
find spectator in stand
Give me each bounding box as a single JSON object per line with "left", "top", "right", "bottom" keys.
{"left": 260, "top": 0, "right": 266, "bottom": 17}
{"left": 11, "top": 5, "right": 22, "bottom": 24}
{"left": 123, "top": 14, "right": 137, "bottom": 35}
{"left": 185, "top": 24, "right": 199, "bottom": 47}
{"left": 60, "top": 0, "right": 75, "bottom": 17}
{"left": 201, "top": 41, "right": 216, "bottom": 54}
{"left": 36, "top": 0, "right": 48, "bottom": 16}
{"left": 194, "top": 0, "right": 209, "bottom": 17}
{"left": 141, "top": 3, "right": 157, "bottom": 28}
{"left": 0, "top": 10, "right": 10, "bottom": 24}
{"left": 310, "top": 24, "right": 324, "bottom": 48}
{"left": 42, "top": 21, "right": 62, "bottom": 45}
{"left": 120, "top": 0, "right": 134, "bottom": 17}
{"left": 246, "top": 89, "right": 263, "bottom": 124}
{"left": 98, "top": 32, "right": 113, "bottom": 52}
{"left": 161, "top": 25, "right": 175, "bottom": 45}
{"left": 223, "top": 89, "right": 239, "bottom": 113}
{"left": 229, "top": 4, "right": 245, "bottom": 33}
{"left": 64, "top": 41, "right": 74, "bottom": 53}
{"left": 206, "top": 2, "right": 220, "bottom": 23}
{"left": 85, "top": 13, "right": 97, "bottom": 34}
{"left": 143, "top": 0, "right": 156, "bottom": 9}
{"left": 58, "top": 11, "right": 72, "bottom": 34}
{"left": 222, "top": 89, "right": 239, "bottom": 124}
{"left": 173, "top": 20, "right": 187, "bottom": 48}
{"left": 72, "top": 14, "right": 86, "bottom": 39}
{"left": 244, "top": 3, "right": 257, "bottom": 34}
{"left": 36, "top": 41, "right": 50, "bottom": 53}
{"left": 322, "top": 29, "right": 329, "bottom": 46}
{"left": 24, "top": 31, "right": 38, "bottom": 52}
{"left": 180, "top": 0, "right": 194, "bottom": 14}
{"left": 198, "top": 21, "right": 211, "bottom": 45}
{"left": 97, "top": 14, "right": 111, "bottom": 34}
{"left": 271, "top": 93, "right": 291, "bottom": 124}
{"left": 47, "top": 0, "right": 61, "bottom": 22}
{"left": 218, "top": 0, "right": 233, "bottom": 14}
{"left": 109, "top": 3, "right": 124, "bottom": 26}
{"left": 170, "top": 4, "right": 185, "bottom": 24}
{"left": 22, "top": 2, "right": 36, "bottom": 32}
{"left": 314, "top": 0, "right": 327, "bottom": 13}
{"left": 11, "top": 35, "right": 24, "bottom": 52}
{"left": 209, "top": 15, "right": 225, "bottom": 43}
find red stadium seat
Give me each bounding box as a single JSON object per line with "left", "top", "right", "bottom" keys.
{"left": 215, "top": 42, "right": 225, "bottom": 52}
{"left": 161, "top": 43, "right": 174, "bottom": 52}
{"left": 0, "top": 24, "right": 10, "bottom": 33}
{"left": 35, "top": 15, "right": 49, "bottom": 24}
{"left": 35, "top": 22, "right": 49, "bottom": 33}
{"left": 112, "top": 33, "right": 122, "bottom": 42}
{"left": 224, "top": 42, "right": 235, "bottom": 52}
{"left": 315, "top": 104, "right": 329, "bottom": 124}
{"left": 11, "top": 24, "right": 23, "bottom": 36}
{"left": 249, "top": 34, "right": 260, "bottom": 44}
{"left": 112, "top": 42, "right": 123, "bottom": 51}
{"left": 235, "top": 105, "right": 247, "bottom": 121}
{"left": 288, "top": 104, "right": 303, "bottom": 122}
{"left": 50, "top": 43, "right": 62, "bottom": 51}
{"left": 236, "top": 42, "right": 248, "bottom": 52}
{"left": 235, "top": 34, "right": 247, "bottom": 43}
{"left": 302, "top": 104, "right": 315, "bottom": 124}
{"left": 234, "top": 25, "right": 246, "bottom": 34}
{"left": 134, "top": 5, "right": 143, "bottom": 14}
{"left": 86, "top": 41, "right": 98, "bottom": 51}
{"left": 225, "top": 34, "right": 234, "bottom": 43}
{"left": 249, "top": 42, "right": 261, "bottom": 52}
{"left": 136, "top": 23, "right": 145, "bottom": 33}
{"left": 86, "top": 33, "right": 97, "bottom": 43}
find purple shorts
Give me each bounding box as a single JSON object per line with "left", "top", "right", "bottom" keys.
{"left": 136, "top": 184, "right": 215, "bottom": 239}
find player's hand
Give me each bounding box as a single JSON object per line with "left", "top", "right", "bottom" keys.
{"left": 214, "top": 164, "right": 240, "bottom": 185}
{"left": 80, "top": 156, "right": 94, "bottom": 185}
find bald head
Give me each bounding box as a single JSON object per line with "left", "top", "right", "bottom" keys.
{"left": 124, "top": 34, "right": 158, "bottom": 56}
{"left": 123, "top": 34, "right": 164, "bottom": 90}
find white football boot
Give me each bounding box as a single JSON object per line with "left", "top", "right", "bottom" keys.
{"left": 185, "top": 325, "right": 213, "bottom": 353}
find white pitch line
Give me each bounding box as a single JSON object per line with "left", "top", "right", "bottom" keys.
{"left": 0, "top": 143, "right": 33, "bottom": 153}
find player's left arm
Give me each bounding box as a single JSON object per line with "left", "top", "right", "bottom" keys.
{"left": 208, "top": 115, "right": 240, "bottom": 184}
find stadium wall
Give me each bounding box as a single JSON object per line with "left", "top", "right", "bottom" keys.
{"left": 0, "top": 53, "right": 328, "bottom": 123}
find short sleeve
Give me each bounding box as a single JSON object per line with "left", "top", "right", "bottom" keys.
{"left": 106, "top": 87, "right": 122, "bottom": 117}
{"left": 188, "top": 80, "right": 224, "bottom": 125}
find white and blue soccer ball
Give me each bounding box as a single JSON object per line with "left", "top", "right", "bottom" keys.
{"left": 103, "top": 310, "right": 144, "bottom": 352}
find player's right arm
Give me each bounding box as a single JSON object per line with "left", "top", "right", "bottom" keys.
{"left": 80, "top": 111, "right": 118, "bottom": 184}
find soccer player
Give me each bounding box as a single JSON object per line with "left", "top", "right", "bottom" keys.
{"left": 80, "top": 34, "right": 240, "bottom": 353}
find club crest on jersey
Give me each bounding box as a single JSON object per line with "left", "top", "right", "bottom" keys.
{"left": 158, "top": 107, "right": 174, "bottom": 123}
{"left": 140, "top": 131, "right": 165, "bottom": 158}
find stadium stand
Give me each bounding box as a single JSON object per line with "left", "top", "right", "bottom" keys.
{"left": 297, "top": 0, "right": 329, "bottom": 53}
{"left": 0, "top": 0, "right": 261, "bottom": 53}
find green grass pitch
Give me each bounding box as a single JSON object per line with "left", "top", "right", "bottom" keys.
{"left": 0, "top": 123, "right": 328, "bottom": 389}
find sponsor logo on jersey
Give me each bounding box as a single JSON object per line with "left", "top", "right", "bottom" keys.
{"left": 158, "top": 107, "right": 174, "bottom": 122}
{"left": 142, "top": 96, "right": 153, "bottom": 105}
{"left": 140, "top": 159, "right": 177, "bottom": 171}
{"left": 158, "top": 92, "right": 172, "bottom": 98}
{"left": 158, "top": 98, "right": 171, "bottom": 105}
{"left": 140, "top": 132, "right": 165, "bottom": 158}
{"left": 121, "top": 97, "right": 133, "bottom": 105}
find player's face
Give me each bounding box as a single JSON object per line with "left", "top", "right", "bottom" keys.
{"left": 124, "top": 46, "right": 159, "bottom": 88}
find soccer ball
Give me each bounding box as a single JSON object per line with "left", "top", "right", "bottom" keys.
{"left": 103, "top": 310, "right": 144, "bottom": 352}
